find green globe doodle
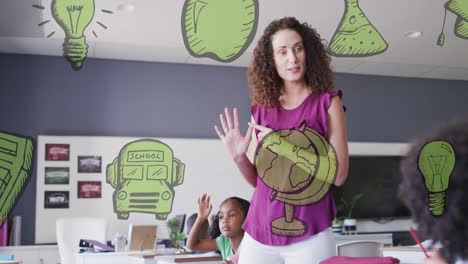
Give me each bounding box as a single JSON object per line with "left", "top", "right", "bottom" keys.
{"left": 418, "top": 140, "right": 456, "bottom": 217}
{"left": 255, "top": 124, "right": 337, "bottom": 237}
{"left": 181, "top": 0, "right": 258, "bottom": 62}
{"left": 51, "top": 0, "right": 95, "bottom": 70}
{"left": 107, "top": 139, "right": 185, "bottom": 220}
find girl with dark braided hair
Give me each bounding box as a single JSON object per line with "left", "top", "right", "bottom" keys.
{"left": 187, "top": 194, "right": 250, "bottom": 264}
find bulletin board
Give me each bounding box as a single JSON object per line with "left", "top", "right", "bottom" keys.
{"left": 35, "top": 135, "right": 254, "bottom": 244}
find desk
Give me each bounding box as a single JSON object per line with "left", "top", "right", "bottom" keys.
{"left": 334, "top": 233, "right": 393, "bottom": 247}
{"left": 381, "top": 246, "right": 430, "bottom": 264}
{"left": 75, "top": 251, "right": 222, "bottom": 264}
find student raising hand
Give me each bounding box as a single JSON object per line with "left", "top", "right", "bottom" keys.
{"left": 187, "top": 195, "right": 250, "bottom": 263}
{"left": 197, "top": 193, "right": 213, "bottom": 220}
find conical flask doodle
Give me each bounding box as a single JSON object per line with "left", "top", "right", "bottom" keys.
{"left": 328, "top": 0, "right": 388, "bottom": 57}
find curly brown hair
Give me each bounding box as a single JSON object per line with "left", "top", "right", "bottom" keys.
{"left": 248, "top": 17, "right": 333, "bottom": 107}
{"left": 399, "top": 117, "right": 468, "bottom": 263}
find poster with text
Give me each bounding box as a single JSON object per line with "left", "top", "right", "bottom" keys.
{"left": 44, "top": 191, "right": 69, "bottom": 209}
{"left": 45, "top": 144, "right": 70, "bottom": 161}
{"left": 45, "top": 167, "right": 69, "bottom": 184}
{"left": 78, "top": 156, "right": 102, "bottom": 173}
{"left": 77, "top": 181, "right": 102, "bottom": 198}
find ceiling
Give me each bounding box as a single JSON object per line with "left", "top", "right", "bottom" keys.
{"left": 1, "top": 0, "right": 468, "bottom": 81}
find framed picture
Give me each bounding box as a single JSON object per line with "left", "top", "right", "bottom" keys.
{"left": 45, "top": 144, "right": 70, "bottom": 161}
{"left": 44, "top": 191, "right": 69, "bottom": 208}
{"left": 77, "top": 181, "right": 102, "bottom": 198}
{"left": 77, "top": 156, "right": 102, "bottom": 173}
{"left": 45, "top": 167, "right": 69, "bottom": 184}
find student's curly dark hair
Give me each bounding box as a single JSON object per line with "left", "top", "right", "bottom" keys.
{"left": 399, "top": 117, "right": 468, "bottom": 263}
{"left": 209, "top": 214, "right": 221, "bottom": 239}
{"left": 248, "top": 17, "right": 333, "bottom": 108}
{"left": 223, "top": 197, "right": 250, "bottom": 216}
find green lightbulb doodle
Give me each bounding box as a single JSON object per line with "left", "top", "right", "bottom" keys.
{"left": 418, "top": 140, "right": 456, "bottom": 217}
{"left": 51, "top": 0, "right": 95, "bottom": 70}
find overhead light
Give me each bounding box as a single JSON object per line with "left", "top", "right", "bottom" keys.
{"left": 117, "top": 3, "right": 135, "bottom": 12}
{"left": 404, "top": 31, "right": 422, "bottom": 38}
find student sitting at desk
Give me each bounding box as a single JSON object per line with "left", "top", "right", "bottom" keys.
{"left": 187, "top": 193, "right": 250, "bottom": 264}
{"left": 399, "top": 117, "right": 468, "bottom": 264}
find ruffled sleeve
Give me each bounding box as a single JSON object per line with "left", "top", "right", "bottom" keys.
{"left": 323, "top": 90, "right": 346, "bottom": 112}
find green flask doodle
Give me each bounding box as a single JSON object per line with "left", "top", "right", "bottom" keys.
{"left": 181, "top": 0, "right": 258, "bottom": 62}
{"left": 328, "top": 0, "right": 388, "bottom": 57}
{"left": 51, "top": 0, "right": 95, "bottom": 70}
{"left": 418, "top": 140, "right": 455, "bottom": 217}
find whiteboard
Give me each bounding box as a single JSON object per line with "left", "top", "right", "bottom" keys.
{"left": 35, "top": 135, "right": 253, "bottom": 244}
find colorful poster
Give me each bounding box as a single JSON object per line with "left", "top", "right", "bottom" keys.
{"left": 44, "top": 191, "right": 69, "bottom": 209}
{"left": 78, "top": 156, "right": 102, "bottom": 173}
{"left": 78, "top": 181, "right": 102, "bottom": 198}
{"left": 45, "top": 167, "right": 70, "bottom": 184}
{"left": 45, "top": 144, "right": 70, "bottom": 161}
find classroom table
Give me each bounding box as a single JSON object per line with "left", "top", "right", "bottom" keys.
{"left": 75, "top": 250, "right": 223, "bottom": 264}
{"left": 381, "top": 246, "right": 431, "bottom": 264}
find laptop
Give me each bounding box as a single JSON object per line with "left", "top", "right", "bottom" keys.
{"left": 127, "top": 224, "right": 158, "bottom": 251}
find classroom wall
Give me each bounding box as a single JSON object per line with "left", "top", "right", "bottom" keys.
{"left": 1, "top": 53, "right": 468, "bottom": 245}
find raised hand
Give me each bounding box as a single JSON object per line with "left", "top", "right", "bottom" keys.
{"left": 214, "top": 108, "right": 253, "bottom": 161}
{"left": 197, "top": 193, "right": 213, "bottom": 220}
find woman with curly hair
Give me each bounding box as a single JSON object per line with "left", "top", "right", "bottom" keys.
{"left": 214, "top": 17, "right": 349, "bottom": 263}
{"left": 399, "top": 117, "right": 468, "bottom": 264}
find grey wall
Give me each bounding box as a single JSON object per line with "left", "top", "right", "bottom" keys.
{"left": 1, "top": 53, "right": 467, "bottom": 245}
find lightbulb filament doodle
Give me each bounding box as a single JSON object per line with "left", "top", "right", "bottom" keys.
{"left": 428, "top": 155, "right": 447, "bottom": 189}
{"left": 418, "top": 140, "right": 456, "bottom": 217}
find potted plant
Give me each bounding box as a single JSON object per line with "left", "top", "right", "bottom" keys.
{"left": 166, "top": 217, "right": 187, "bottom": 248}
{"left": 332, "top": 217, "right": 343, "bottom": 235}
{"left": 336, "top": 192, "right": 364, "bottom": 235}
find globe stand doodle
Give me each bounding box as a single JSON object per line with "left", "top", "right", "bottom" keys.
{"left": 255, "top": 125, "right": 337, "bottom": 237}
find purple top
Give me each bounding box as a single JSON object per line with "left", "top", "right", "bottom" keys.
{"left": 242, "top": 90, "right": 343, "bottom": 246}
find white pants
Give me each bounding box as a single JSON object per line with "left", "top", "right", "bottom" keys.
{"left": 238, "top": 228, "right": 335, "bottom": 264}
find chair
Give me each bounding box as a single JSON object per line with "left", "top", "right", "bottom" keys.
{"left": 336, "top": 240, "right": 383, "bottom": 257}
{"left": 56, "top": 217, "right": 107, "bottom": 264}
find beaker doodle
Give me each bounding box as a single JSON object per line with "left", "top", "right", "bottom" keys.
{"left": 328, "top": 0, "right": 388, "bottom": 57}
